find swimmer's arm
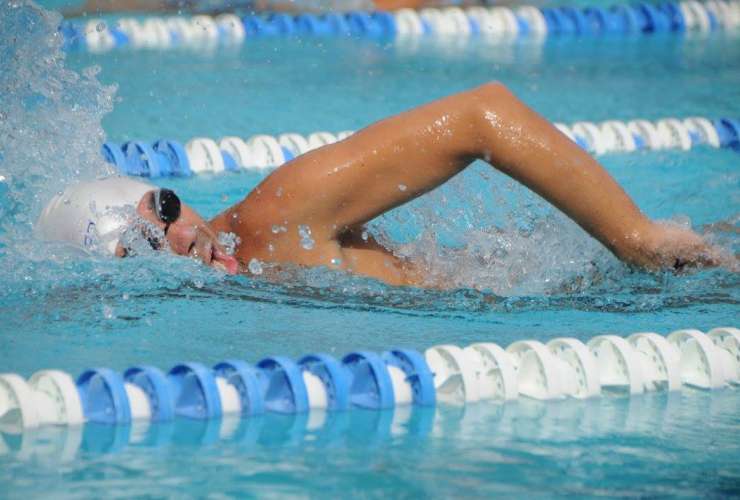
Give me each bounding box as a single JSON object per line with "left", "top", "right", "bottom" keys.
{"left": 235, "top": 83, "right": 719, "bottom": 269}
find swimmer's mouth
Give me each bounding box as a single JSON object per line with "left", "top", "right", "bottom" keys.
{"left": 188, "top": 234, "right": 238, "bottom": 274}
{"left": 211, "top": 245, "right": 239, "bottom": 274}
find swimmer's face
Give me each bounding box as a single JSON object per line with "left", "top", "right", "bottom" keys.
{"left": 115, "top": 190, "right": 238, "bottom": 274}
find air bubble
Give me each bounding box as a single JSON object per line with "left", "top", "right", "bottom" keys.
{"left": 248, "top": 258, "right": 263, "bottom": 275}
{"left": 298, "top": 224, "right": 315, "bottom": 250}
{"left": 102, "top": 304, "right": 114, "bottom": 319}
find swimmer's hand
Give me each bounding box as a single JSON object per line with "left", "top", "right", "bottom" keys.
{"left": 624, "top": 221, "right": 736, "bottom": 272}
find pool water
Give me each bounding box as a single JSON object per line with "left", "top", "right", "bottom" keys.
{"left": 0, "top": 2, "right": 738, "bottom": 497}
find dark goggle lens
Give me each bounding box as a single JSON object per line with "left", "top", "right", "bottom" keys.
{"left": 154, "top": 188, "right": 181, "bottom": 224}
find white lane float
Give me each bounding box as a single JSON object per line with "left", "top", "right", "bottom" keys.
{"left": 142, "top": 18, "right": 172, "bottom": 49}
{"left": 680, "top": 0, "right": 713, "bottom": 32}
{"left": 463, "top": 343, "right": 518, "bottom": 401}
{"left": 425, "top": 344, "right": 479, "bottom": 405}
{"left": 186, "top": 137, "right": 226, "bottom": 173}
{"left": 394, "top": 9, "right": 425, "bottom": 37}
{"left": 600, "top": 120, "right": 637, "bottom": 152}
{"left": 587, "top": 335, "right": 645, "bottom": 394}
{"left": 441, "top": 7, "right": 473, "bottom": 36}
{"left": 191, "top": 15, "right": 220, "bottom": 47}
{"left": 571, "top": 121, "right": 607, "bottom": 155}
{"left": 247, "top": 135, "right": 286, "bottom": 169}
{"left": 306, "top": 132, "right": 338, "bottom": 151}
{"left": 627, "top": 332, "right": 682, "bottom": 391}
{"left": 656, "top": 119, "right": 692, "bottom": 150}
{"left": 627, "top": 119, "right": 664, "bottom": 150}
{"left": 667, "top": 329, "right": 731, "bottom": 389}
{"left": 683, "top": 117, "right": 721, "bottom": 147}
{"left": 420, "top": 8, "right": 456, "bottom": 36}
{"left": 516, "top": 6, "right": 548, "bottom": 36}
{"left": 546, "top": 338, "right": 601, "bottom": 398}
{"left": 506, "top": 340, "right": 564, "bottom": 400}
{"left": 707, "top": 327, "right": 740, "bottom": 384}
{"left": 219, "top": 136, "right": 253, "bottom": 169}
{"left": 554, "top": 123, "right": 578, "bottom": 142}
{"left": 216, "top": 14, "right": 246, "bottom": 45}
{"left": 278, "top": 133, "right": 312, "bottom": 157}
{"left": 0, "top": 371, "right": 84, "bottom": 432}
{"left": 84, "top": 20, "right": 116, "bottom": 53}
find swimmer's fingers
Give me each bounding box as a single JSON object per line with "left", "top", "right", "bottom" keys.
{"left": 634, "top": 222, "right": 735, "bottom": 273}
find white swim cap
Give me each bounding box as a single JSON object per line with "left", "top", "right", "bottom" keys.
{"left": 36, "top": 177, "right": 155, "bottom": 254}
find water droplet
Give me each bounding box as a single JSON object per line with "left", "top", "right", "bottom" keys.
{"left": 248, "top": 258, "right": 263, "bottom": 275}
{"left": 331, "top": 257, "right": 342, "bottom": 266}
{"left": 102, "top": 304, "right": 114, "bottom": 319}
{"left": 96, "top": 22, "right": 106, "bottom": 32}
{"left": 271, "top": 224, "right": 287, "bottom": 234}
{"left": 298, "top": 224, "right": 315, "bottom": 250}
{"left": 361, "top": 231, "right": 369, "bottom": 241}
{"left": 398, "top": 184, "right": 407, "bottom": 192}
{"left": 267, "top": 243, "right": 274, "bottom": 253}
{"left": 276, "top": 187, "right": 283, "bottom": 197}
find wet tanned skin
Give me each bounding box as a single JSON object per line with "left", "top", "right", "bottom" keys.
{"left": 207, "top": 83, "right": 724, "bottom": 286}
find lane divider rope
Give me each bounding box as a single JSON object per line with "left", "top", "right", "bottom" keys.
{"left": 100, "top": 116, "right": 740, "bottom": 178}
{"left": 1, "top": 326, "right": 737, "bottom": 431}
{"left": 61, "top": 1, "right": 740, "bottom": 53}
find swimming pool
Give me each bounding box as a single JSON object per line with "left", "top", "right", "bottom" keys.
{"left": 1, "top": 2, "right": 739, "bottom": 497}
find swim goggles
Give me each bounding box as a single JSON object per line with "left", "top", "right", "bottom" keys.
{"left": 152, "top": 188, "right": 181, "bottom": 234}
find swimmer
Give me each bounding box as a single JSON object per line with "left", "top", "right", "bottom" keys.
{"left": 38, "top": 83, "right": 727, "bottom": 286}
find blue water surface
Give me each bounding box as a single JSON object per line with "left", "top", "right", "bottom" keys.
{"left": 0, "top": 3, "right": 738, "bottom": 497}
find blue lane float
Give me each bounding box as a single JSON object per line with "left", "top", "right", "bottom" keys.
{"left": 123, "top": 365, "right": 175, "bottom": 422}
{"left": 256, "top": 356, "right": 309, "bottom": 414}
{"left": 343, "top": 351, "right": 395, "bottom": 410}
{"left": 99, "top": 115, "right": 738, "bottom": 179}
{"left": 298, "top": 354, "right": 351, "bottom": 411}
{"left": 66, "top": 1, "right": 740, "bottom": 53}
{"left": 213, "top": 360, "right": 265, "bottom": 416}
{"left": 76, "top": 368, "right": 132, "bottom": 425}
{"left": 168, "top": 363, "right": 223, "bottom": 419}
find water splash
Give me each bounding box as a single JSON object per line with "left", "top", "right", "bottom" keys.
{"left": 0, "top": 2, "right": 115, "bottom": 223}
{"left": 0, "top": 2, "right": 119, "bottom": 301}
